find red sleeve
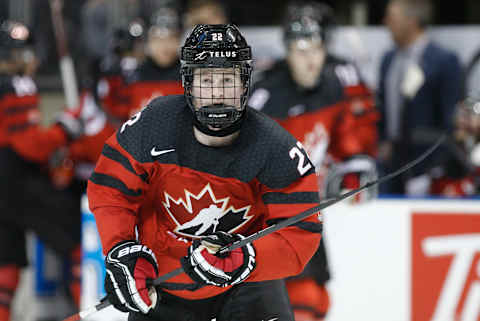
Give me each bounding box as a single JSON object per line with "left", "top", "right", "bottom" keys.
{"left": 10, "top": 124, "right": 68, "bottom": 163}
{"left": 91, "top": 206, "right": 138, "bottom": 253}
{"left": 331, "top": 84, "right": 379, "bottom": 159}
{"left": 248, "top": 172, "right": 322, "bottom": 281}
{"left": 86, "top": 134, "right": 150, "bottom": 254}
{"left": 99, "top": 75, "right": 133, "bottom": 121}
{"left": 69, "top": 123, "right": 116, "bottom": 163}
{"left": 346, "top": 84, "right": 379, "bottom": 157}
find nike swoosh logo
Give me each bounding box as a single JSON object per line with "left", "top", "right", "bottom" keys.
{"left": 262, "top": 318, "right": 278, "bottom": 321}
{"left": 151, "top": 147, "right": 175, "bottom": 156}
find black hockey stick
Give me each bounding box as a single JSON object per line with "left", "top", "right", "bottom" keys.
{"left": 63, "top": 133, "right": 446, "bottom": 321}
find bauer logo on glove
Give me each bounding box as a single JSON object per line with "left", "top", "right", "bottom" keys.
{"left": 105, "top": 240, "right": 159, "bottom": 314}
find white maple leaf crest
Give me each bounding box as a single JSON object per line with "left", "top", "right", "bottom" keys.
{"left": 162, "top": 183, "right": 252, "bottom": 238}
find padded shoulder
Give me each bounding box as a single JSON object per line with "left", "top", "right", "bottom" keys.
{"left": 247, "top": 108, "right": 316, "bottom": 189}
{"left": 116, "top": 95, "right": 186, "bottom": 163}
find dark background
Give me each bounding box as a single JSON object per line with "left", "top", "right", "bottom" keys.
{"left": 2, "top": 0, "right": 479, "bottom": 90}
{"left": 213, "top": 0, "right": 477, "bottom": 25}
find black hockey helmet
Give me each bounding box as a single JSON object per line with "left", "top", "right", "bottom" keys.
{"left": 283, "top": 1, "right": 334, "bottom": 47}
{"left": 149, "top": 6, "right": 182, "bottom": 37}
{"left": 0, "top": 20, "right": 31, "bottom": 60}
{"left": 180, "top": 24, "right": 253, "bottom": 136}
{"left": 110, "top": 20, "right": 145, "bottom": 55}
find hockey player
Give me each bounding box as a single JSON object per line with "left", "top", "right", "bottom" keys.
{"left": 428, "top": 97, "right": 480, "bottom": 196}
{"left": 0, "top": 20, "right": 88, "bottom": 319}
{"left": 248, "top": 2, "right": 379, "bottom": 320}
{"left": 113, "top": 7, "right": 184, "bottom": 120}
{"left": 96, "top": 20, "right": 146, "bottom": 124}
{"left": 87, "top": 24, "right": 322, "bottom": 321}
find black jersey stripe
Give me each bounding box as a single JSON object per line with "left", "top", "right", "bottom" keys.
{"left": 294, "top": 221, "right": 323, "bottom": 233}
{"left": 101, "top": 144, "right": 148, "bottom": 182}
{"left": 0, "top": 287, "right": 13, "bottom": 306}
{"left": 3, "top": 104, "right": 36, "bottom": 115}
{"left": 262, "top": 191, "right": 319, "bottom": 204}
{"left": 7, "top": 122, "right": 32, "bottom": 133}
{"left": 266, "top": 218, "right": 322, "bottom": 234}
{"left": 0, "top": 287, "right": 13, "bottom": 295}
{"left": 89, "top": 172, "right": 142, "bottom": 197}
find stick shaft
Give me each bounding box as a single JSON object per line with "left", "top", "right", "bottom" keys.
{"left": 67, "top": 133, "right": 446, "bottom": 319}
{"left": 218, "top": 132, "right": 446, "bottom": 254}
{"left": 49, "top": 0, "right": 79, "bottom": 109}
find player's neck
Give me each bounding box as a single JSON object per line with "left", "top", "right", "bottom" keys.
{"left": 193, "top": 126, "right": 239, "bottom": 147}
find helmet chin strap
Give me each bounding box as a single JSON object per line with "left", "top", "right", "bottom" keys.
{"left": 192, "top": 115, "right": 245, "bottom": 137}
{"left": 191, "top": 103, "right": 246, "bottom": 137}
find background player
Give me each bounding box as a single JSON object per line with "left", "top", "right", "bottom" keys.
{"left": 117, "top": 6, "right": 185, "bottom": 120}
{"left": 248, "top": 2, "right": 379, "bottom": 320}
{"left": 0, "top": 20, "right": 87, "bottom": 319}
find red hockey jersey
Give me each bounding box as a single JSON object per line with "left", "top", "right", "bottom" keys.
{"left": 87, "top": 95, "right": 322, "bottom": 300}
{"left": 0, "top": 74, "right": 41, "bottom": 148}
{"left": 249, "top": 57, "right": 378, "bottom": 165}
{"left": 10, "top": 91, "right": 115, "bottom": 165}
{"left": 98, "top": 58, "right": 184, "bottom": 122}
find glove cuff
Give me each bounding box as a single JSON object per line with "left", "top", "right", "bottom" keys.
{"left": 106, "top": 240, "right": 159, "bottom": 275}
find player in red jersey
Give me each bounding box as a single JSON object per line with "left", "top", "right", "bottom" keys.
{"left": 96, "top": 20, "right": 146, "bottom": 124}
{"left": 248, "top": 2, "right": 379, "bottom": 320}
{"left": 102, "top": 7, "right": 185, "bottom": 122}
{"left": 428, "top": 97, "right": 480, "bottom": 196}
{"left": 0, "top": 20, "right": 90, "bottom": 319}
{"left": 249, "top": 3, "right": 378, "bottom": 201}
{"left": 87, "top": 24, "right": 322, "bottom": 321}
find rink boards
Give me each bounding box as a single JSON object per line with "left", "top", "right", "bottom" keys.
{"left": 76, "top": 196, "right": 480, "bottom": 321}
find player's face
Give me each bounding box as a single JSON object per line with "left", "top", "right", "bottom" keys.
{"left": 15, "top": 47, "right": 39, "bottom": 76}
{"left": 287, "top": 38, "right": 326, "bottom": 89}
{"left": 192, "top": 67, "right": 244, "bottom": 110}
{"left": 185, "top": 5, "right": 227, "bottom": 29}
{"left": 147, "top": 28, "right": 180, "bottom": 67}
{"left": 0, "top": 51, "right": 22, "bottom": 74}
{"left": 468, "top": 104, "right": 480, "bottom": 139}
{"left": 455, "top": 102, "right": 480, "bottom": 142}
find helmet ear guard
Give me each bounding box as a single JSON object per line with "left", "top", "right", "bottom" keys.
{"left": 180, "top": 24, "right": 253, "bottom": 136}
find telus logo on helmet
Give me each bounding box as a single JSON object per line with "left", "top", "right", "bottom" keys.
{"left": 194, "top": 50, "right": 238, "bottom": 61}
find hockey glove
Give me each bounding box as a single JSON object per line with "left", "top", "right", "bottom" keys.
{"left": 323, "top": 155, "right": 378, "bottom": 202}
{"left": 105, "top": 241, "right": 159, "bottom": 314}
{"left": 181, "top": 231, "right": 256, "bottom": 287}
{"left": 56, "top": 111, "right": 84, "bottom": 141}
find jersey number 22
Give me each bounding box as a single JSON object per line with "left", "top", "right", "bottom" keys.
{"left": 289, "top": 142, "right": 312, "bottom": 175}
